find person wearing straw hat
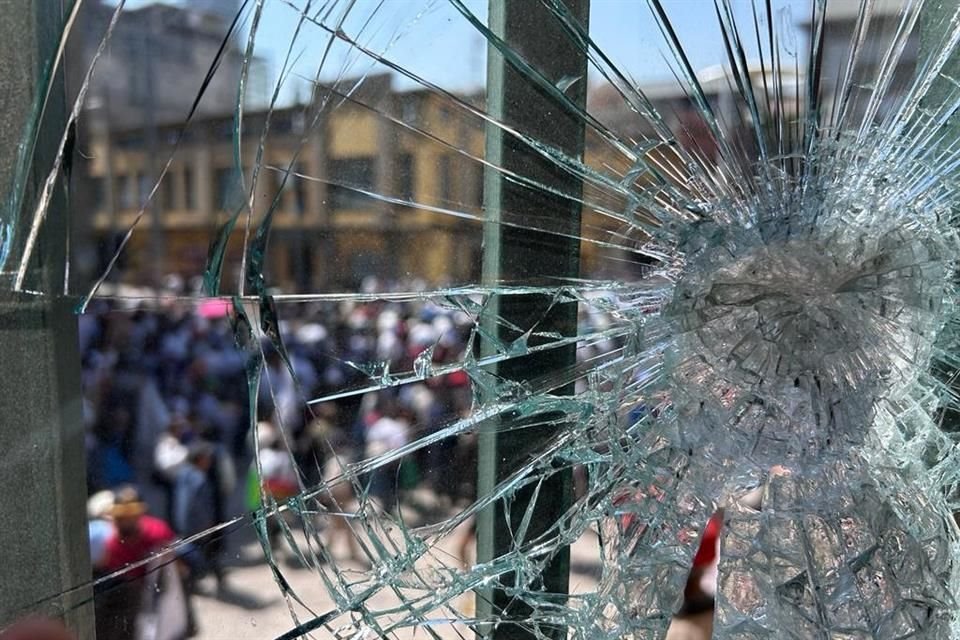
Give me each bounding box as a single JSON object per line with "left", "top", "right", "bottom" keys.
{"left": 103, "top": 487, "right": 175, "bottom": 577}
{"left": 97, "top": 487, "right": 180, "bottom": 640}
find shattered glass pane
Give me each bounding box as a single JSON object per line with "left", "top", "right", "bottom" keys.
{"left": 3, "top": 0, "right": 960, "bottom": 639}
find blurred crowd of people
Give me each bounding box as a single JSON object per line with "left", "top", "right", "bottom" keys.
{"left": 79, "top": 278, "right": 489, "bottom": 637}
{"left": 77, "top": 275, "right": 623, "bottom": 638}
{"left": 81, "top": 286, "right": 482, "bottom": 498}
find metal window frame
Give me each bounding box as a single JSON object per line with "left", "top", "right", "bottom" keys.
{"left": 476, "top": 1, "right": 590, "bottom": 638}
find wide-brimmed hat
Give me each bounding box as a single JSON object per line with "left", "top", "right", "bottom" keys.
{"left": 110, "top": 487, "right": 147, "bottom": 518}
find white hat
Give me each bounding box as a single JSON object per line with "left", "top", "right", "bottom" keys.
{"left": 256, "top": 421, "right": 278, "bottom": 448}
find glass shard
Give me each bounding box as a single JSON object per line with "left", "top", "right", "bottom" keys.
{"left": 3, "top": 1, "right": 960, "bottom": 639}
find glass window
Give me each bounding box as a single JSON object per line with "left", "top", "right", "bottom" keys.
{"left": 395, "top": 153, "right": 415, "bottom": 202}
{"left": 11, "top": 3, "right": 960, "bottom": 640}
{"left": 293, "top": 165, "right": 308, "bottom": 214}
{"left": 182, "top": 167, "right": 195, "bottom": 210}
{"left": 119, "top": 173, "right": 137, "bottom": 209}
{"left": 88, "top": 176, "right": 105, "bottom": 211}
{"left": 161, "top": 172, "right": 177, "bottom": 210}
{"left": 137, "top": 173, "right": 152, "bottom": 207}
{"left": 438, "top": 154, "right": 452, "bottom": 203}
{"left": 327, "top": 157, "right": 375, "bottom": 210}
{"left": 214, "top": 167, "right": 234, "bottom": 210}
{"left": 471, "top": 163, "right": 484, "bottom": 206}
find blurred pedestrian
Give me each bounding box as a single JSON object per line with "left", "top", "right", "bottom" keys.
{"left": 87, "top": 490, "right": 116, "bottom": 576}
{"left": 316, "top": 431, "right": 362, "bottom": 562}
{"left": 365, "top": 401, "right": 409, "bottom": 511}
{"left": 255, "top": 422, "right": 300, "bottom": 556}
{"left": 153, "top": 415, "right": 191, "bottom": 524}
{"left": 97, "top": 487, "right": 181, "bottom": 640}
{"left": 172, "top": 441, "right": 223, "bottom": 587}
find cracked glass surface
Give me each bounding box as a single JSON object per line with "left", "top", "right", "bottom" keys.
{"left": 3, "top": 0, "right": 960, "bottom": 638}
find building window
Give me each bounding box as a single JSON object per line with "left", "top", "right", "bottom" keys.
{"left": 120, "top": 173, "right": 137, "bottom": 210}
{"left": 266, "top": 166, "right": 306, "bottom": 215}
{"left": 89, "top": 176, "right": 105, "bottom": 212}
{"left": 472, "top": 163, "right": 484, "bottom": 207}
{"left": 183, "top": 167, "right": 195, "bottom": 210}
{"left": 395, "top": 154, "right": 415, "bottom": 202}
{"left": 215, "top": 167, "right": 236, "bottom": 210}
{"left": 266, "top": 167, "right": 283, "bottom": 205}
{"left": 273, "top": 115, "right": 293, "bottom": 135}
{"left": 327, "top": 157, "right": 376, "bottom": 210}
{"left": 293, "top": 165, "right": 308, "bottom": 214}
{"left": 161, "top": 172, "right": 177, "bottom": 211}
{"left": 116, "top": 134, "right": 144, "bottom": 150}
{"left": 292, "top": 111, "right": 306, "bottom": 135}
{"left": 438, "top": 154, "right": 452, "bottom": 203}
{"left": 401, "top": 99, "right": 419, "bottom": 125}
{"left": 138, "top": 174, "right": 153, "bottom": 207}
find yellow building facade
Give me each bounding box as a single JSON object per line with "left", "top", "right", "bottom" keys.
{"left": 85, "top": 76, "right": 487, "bottom": 292}
{"left": 82, "top": 75, "right": 641, "bottom": 293}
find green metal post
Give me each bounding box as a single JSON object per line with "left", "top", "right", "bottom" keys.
{"left": 476, "top": 1, "right": 590, "bottom": 638}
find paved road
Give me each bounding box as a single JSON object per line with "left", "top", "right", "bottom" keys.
{"left": 191, "top": 521, "right": 603, "bottom": 639}
{"left": 188, "top": 503, "right": 710, "bottom": 639}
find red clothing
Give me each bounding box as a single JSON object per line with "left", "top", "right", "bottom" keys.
{"left": 103, "top": 515, "right": 176, "bottom": 577}
{"left": 692, "top": 511, "right": 722, "bottom": 567}
{"left": 611, "top": 489, "right": 722, "bottom": 568}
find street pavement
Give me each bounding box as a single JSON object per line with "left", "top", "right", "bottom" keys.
{"left": 191, "top": 520, "right": 603, "bottom": 639}
{"left": 188, "top": 494, "right": 711, "bottom": 640}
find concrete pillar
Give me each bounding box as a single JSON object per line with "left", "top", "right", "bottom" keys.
{"left": 0, "top": 1, "right": 93, "bottom": 637}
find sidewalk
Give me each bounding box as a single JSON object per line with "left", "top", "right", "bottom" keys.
{"left": 192, "top": 525, "right": 603, "bottom": 639}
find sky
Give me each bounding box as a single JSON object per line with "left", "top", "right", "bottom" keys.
{"left": 114, "top": 0, "right": 804, "bottom": 104}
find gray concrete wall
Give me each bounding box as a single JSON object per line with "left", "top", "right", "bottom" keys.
{"left": 0, "top": 1, "right": 94, "bottom": 636}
